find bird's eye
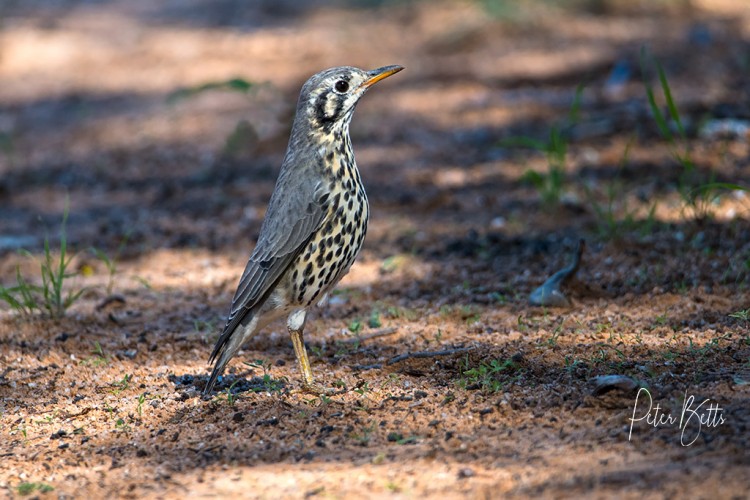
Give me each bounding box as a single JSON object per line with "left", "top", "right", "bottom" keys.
{"left": 334, "top": 80, "right": 349, "bottom": 93}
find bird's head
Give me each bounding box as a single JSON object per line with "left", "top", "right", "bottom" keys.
{"left": 296, "top": 65, "right": 404, "bottom": 133}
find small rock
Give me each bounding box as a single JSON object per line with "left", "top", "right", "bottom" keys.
{"left": 387, "top": 432, "right": 403, "bottom": 442}
{"left": 700, "top": 118, "right": 749, "bottom": 140}
{"left": 117, "top": 349, "right": 138, "bottom": 360}
{"left": 257, "top": 417, "right": 279, "bottom": 426}
{"left": 232, "top": 412, "right": 244, "bottom": 423}
{"left": 457, "top": 468, "right": 475, "bottom": 479}
{"left": 591, "top": 374, "right": 643, "bottom": 396}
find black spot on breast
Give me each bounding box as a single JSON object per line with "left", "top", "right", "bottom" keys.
{"left": 335, "top": 246, "right": 343, "bottom": 257}
{"left": 326, "top": 152, "right": 334, "bottom": 162}
{"left": 325, "top": 251, "right": 333, "bottom": 262}
{"left": 303, "top": 262, "right": 313, "bottom": 277}
{"left": 334, "top": 233, "right": 342, "bottom": 245}
{"left": 347, "top": 198, "right": 353, "bottom": 210}
{"left": 345, "top": 222, "right": 352, "bottom": 234}
{"left": 318, "top": 192, "right": 330, "bottom": 205}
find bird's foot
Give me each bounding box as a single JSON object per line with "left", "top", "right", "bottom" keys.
{"left": 301, "top": 382, "right": 346, "bottom": 396}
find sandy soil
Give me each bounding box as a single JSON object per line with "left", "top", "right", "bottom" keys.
{"left": 1, "top": 1, "right": 749, "bottom": 498}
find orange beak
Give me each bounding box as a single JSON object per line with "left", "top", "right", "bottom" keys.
{"left": 360, "top": 65, "right": 404, "bottom": 89}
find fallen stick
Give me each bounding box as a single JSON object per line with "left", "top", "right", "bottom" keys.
{"left": 340, "top": 327, "right": 399, "bottom": 344}
{"left": 387, "top": 346, "right": 474, "bottom": 365}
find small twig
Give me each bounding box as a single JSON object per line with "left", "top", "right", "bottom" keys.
{"left": 340, "top": 327, "right": 399, "bottom": 344}
{"left": 350, "top": 363, "right": 383, "bottom": 371}
{"left": 59, "top": 407, "right": 93, "bottom": 420}
{"left": 387, "top": 347, "right": 474, "bottom": 365}
{"left": 95, "top": 294, "right": 126, "bottom": 311}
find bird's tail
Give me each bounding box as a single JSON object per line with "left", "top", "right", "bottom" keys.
{"left": 203, "top": 314, "right": 257, "bottom": 395}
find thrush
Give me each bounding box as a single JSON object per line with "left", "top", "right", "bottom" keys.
{"left": 204, "top": 65, "right": 404, "bottom": 395}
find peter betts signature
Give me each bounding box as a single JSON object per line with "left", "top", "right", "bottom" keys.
{"left": 628, "top": 387, "right": 726, "bottom": 446}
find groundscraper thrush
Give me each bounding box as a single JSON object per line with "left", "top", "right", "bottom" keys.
{"left": 204, "top": 65, "right": 404, "bottom": 395}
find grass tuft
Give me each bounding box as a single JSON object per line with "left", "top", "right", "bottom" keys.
{"left": 0, "top": 205, "right": 86, "bottom": 318}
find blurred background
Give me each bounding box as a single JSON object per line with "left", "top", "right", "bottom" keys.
{"left": 0, "top": 0, "right": 748, "bottom": 259}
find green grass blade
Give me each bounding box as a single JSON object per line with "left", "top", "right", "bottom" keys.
{"left": 568, "top": 83, "right": 585, "bottom": 124}
{"left": 656, "top": 60, "right": 686, "bottom": 140}
{"left": 640, "top": 48, "right": 673, "bottom": 142}
{"left": 91, "top": 247, "right": 112, "bottom": 269}
{"left": 500, "top": 136, "right": 548, "bottom": 151}
{"left": 65, "top": 287, "right": 88, "bottom": 309}
{"left": 0, "top": 286, "right": 24, "bottom": 311}
{"left": 167, "top": 77, "right": 255, "bottom": 103}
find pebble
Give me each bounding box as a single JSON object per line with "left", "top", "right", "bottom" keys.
{"left": 457, "top": 468, "right": 475, "bottom": 479}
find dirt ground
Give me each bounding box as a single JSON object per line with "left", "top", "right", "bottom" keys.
{"left": 1, "top": 0, "right": 750, "bottom": 498}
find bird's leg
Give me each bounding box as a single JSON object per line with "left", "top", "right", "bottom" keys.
{"left": 287, "top": 310, "right": 342, "bottom": 396}
{"left": 288, "top": 310, "right": 321, "bottom": 394}
{"left": 290, "top": 329, "right": 335, "bottom": 395}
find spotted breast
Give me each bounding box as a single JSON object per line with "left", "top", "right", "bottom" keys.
{"left": 289, "top": 139, "right": 369, "bottom": 307}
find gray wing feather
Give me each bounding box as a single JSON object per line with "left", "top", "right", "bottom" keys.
{"left": 220, "top": 166, "right": 329, "bottom": 337}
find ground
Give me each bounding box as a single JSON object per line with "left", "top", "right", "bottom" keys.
{"left": 1, "top": 0, "right": 749, "bottom": 498}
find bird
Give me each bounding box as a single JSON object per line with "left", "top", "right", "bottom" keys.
{"left": 203, "top": 65, "right": 404, "bottom": 395}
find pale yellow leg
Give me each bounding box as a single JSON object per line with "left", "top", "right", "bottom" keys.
{"left": 288, "top": 310, "right": 344, "bottom": 396}
{"left": 290, "top": 327, "right": 315, "bottom": 387}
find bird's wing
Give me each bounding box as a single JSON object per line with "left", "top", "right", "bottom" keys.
{"left": 220, "top": 166, "right": 330, "bottom": 339}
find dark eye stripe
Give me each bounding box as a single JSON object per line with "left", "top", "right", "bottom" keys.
{"left": 315, "top": 91, "right": 334, "bottom": 124}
